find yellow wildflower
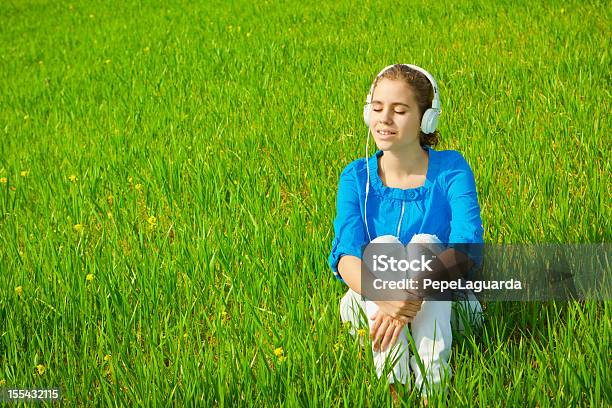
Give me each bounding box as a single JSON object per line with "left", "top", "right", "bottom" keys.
{"left": 135, "top": 183, "right": 142, "bottom": 191}
{"left": 107, "top": 211, "right": 113, "bottom": 219}
{"left": 68, "top": 174, "right": 77, "bottom": 183}
{"left": 20, "top": 170, "right": 29, "bottom": 177}
{"left": 128, "top": 176, "right": 133, "bottom": 184}
{"left": 74, "top": 223, "right": 83, "bottom": 233}
{"left": 0, "top": 177, "right": 6, "bottom": 184}
{"left": 0, "top": 379, "right": 5, "bottom": 386}
{"left": 104, "top": 354, "right": 111, "bottom": 362}
{"left": 104, "top": 59, "right": 111, "bottom": 64}
{"left": 358, "top": 328, "right": 367, "bottom": 337}
{"left": 273, "top": 347, "right": 287, "bottom": 363}
{"left": 36, "top": 364, "right": 45, "bottom": 375}
{"left": 147, "top": 216, "right": 157, "bottom": 230}
{"left": 15, "top": 286, "right": 23, "bottom": 296}
{"left": 107, "top": 195, "right": 113, "bottom": 206}
{"left": 86, "top": 273, "right": 94, "bottom": 282}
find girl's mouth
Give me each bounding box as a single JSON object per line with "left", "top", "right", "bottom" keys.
{"left": 376, "top": 129, "right": 396, "bottom": 137}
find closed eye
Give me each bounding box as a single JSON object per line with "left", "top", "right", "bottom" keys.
{"left": 373, "top": 109, "right": 406, "bottom": 114}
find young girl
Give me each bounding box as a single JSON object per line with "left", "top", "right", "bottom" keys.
{"left": 328, "top": 64, "right": 484, "bottom": 402}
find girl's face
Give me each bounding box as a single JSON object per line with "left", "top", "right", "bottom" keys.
{"left": 369, "top": 78, "right": 422, "bottom": 151}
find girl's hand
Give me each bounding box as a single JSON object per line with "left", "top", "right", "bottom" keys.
{"left": 369, "top": 310, "right": 406, "bottom": 352}
{"left": 374, "top": 299, "right": 423, "bottom": 321}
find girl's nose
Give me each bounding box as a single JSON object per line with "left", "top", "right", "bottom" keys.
{"left": 380, "top": 109, "right": 393, "bottom": 124}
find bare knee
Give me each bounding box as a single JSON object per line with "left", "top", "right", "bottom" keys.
{"left": 410, "top": 233, "right": 441, "bottom": 244}
{"left": 371, "top": 234, "right": 402, "bottom": 244}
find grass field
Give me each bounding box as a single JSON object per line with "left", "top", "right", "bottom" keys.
{"left": 1, "top": 0, "right": 610, "bottom": 406}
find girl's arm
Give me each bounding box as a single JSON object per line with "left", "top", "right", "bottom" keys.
{"left": 337, "top": 255, "right": 365, "bottom": 295}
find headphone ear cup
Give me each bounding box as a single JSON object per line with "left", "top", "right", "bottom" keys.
{"left": 363, "top": 104, "right": 371, "bottom": 126}
{"left": 420, "top": 108, "right": 439, "bottom": 134}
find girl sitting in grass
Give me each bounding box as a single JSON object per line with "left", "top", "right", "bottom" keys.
{"left": 328, "top": 64, "right": 484, "bottom": 404}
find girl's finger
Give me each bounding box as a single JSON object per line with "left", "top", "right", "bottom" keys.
{"left": 380, "top": 324, "right": 397, "bottom": 352}
{"left": 369, "top": 314, "right": 384, "bottom": 340}
{"left": 373, "top": 319, "right": 390, "bottom": 351}
{"left": 373, "top": 321, "right": 387, "bottom": 351}
{"left": 370, "top": 313, "right": 385, "bottom": 339}
{"left": 390, "top": 325, "right": 403, "bottom": 350}
{"left": 383, "top": 320, "right": 405, "bottom": 352}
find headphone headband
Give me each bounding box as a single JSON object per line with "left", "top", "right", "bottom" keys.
{"left": 365, "top": 64, "right": 440, "bottom": 109}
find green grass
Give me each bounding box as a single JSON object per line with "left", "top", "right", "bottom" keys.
{"left": 1, "top": 0, "right": 610, "bottom": 406}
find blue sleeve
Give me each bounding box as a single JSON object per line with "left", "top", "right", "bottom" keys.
{"left": 328, "top": 163, "right": 367, "bottom": 284}
{"left": 444, "top": 153, "right": 485, "bottom": 275}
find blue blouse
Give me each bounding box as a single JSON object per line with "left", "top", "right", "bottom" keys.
{"left": 328, "top": 146, "right": 484, "bottom": 284}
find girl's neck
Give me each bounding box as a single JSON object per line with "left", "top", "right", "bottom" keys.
{"left": 379, "top": 145, "right": 428, "bottom": 180}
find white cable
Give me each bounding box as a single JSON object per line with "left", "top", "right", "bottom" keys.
{"left": 364, "top": 129, "right": 405, "bottom": 243}
{"left": 363, "top": 130, "right": 406, "bottom": 242}
{"left": 396, "top": 201, "right": 405, "bottom": 239}
{"left": 364, "top": 128, "right": 373, "bottom": 242}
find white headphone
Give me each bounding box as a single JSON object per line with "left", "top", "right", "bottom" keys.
{"left": 362, "top": 64, "right": 441, "bottom": 243}
{"left": 363, "top": 64, "right": 441, "bottom": 134}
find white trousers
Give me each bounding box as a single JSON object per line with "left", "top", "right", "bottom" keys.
{"left": 339, "top": 234, "right": 483, "bottom": 397}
